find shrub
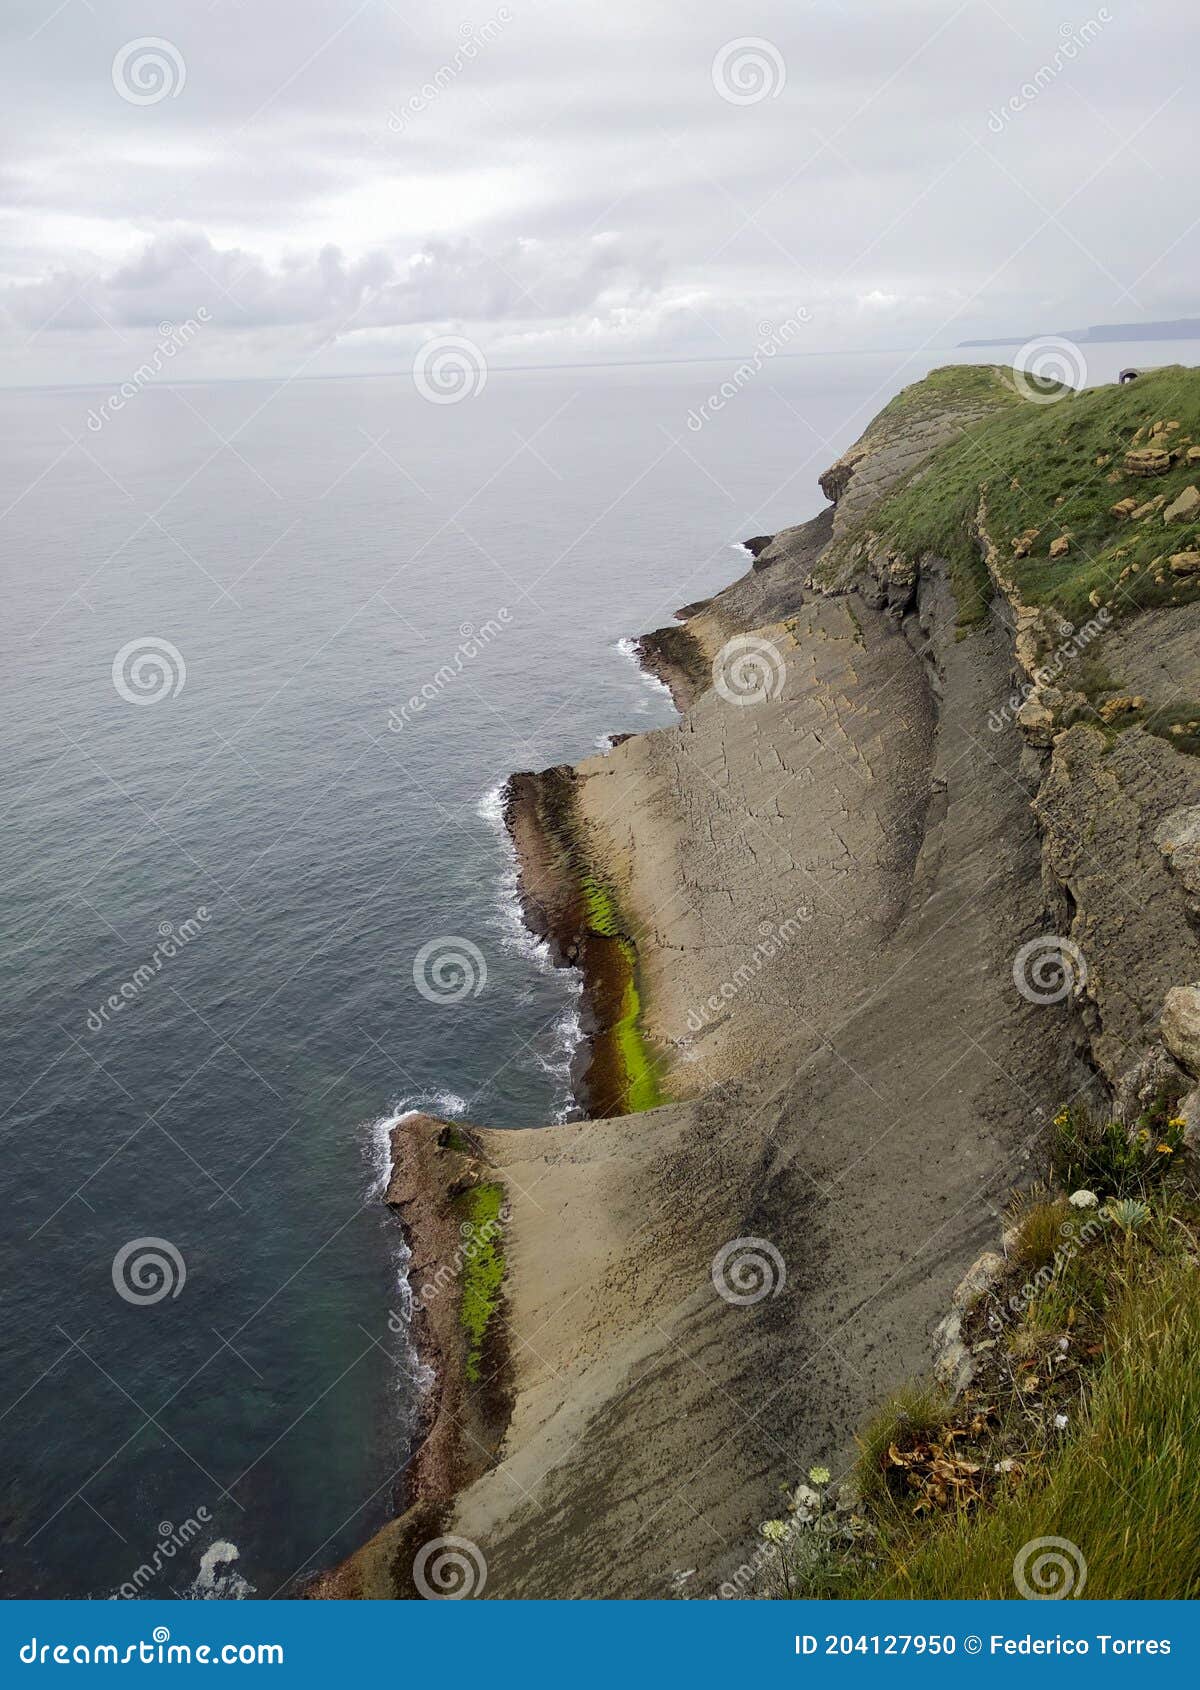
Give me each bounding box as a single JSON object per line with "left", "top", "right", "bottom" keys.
{"left": 1050, "top": 1101, "right": 1185, "bottom": 1199}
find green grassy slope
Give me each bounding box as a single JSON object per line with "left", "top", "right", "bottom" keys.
{"left": 855, "top": 365, "right": 1200, "bottom": 625}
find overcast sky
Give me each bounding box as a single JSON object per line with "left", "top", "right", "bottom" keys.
{"left": 2, "top": 0, "right": 1194, "bottom": 386}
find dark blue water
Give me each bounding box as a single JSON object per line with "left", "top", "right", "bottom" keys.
{"left": 0, "top": 341, "right": 1159, "bottom": 1598}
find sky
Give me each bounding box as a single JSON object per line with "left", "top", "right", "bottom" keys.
{"left": 2, "top": 0, "right": 1195, "bottom": 387}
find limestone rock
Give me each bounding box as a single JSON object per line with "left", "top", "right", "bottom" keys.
{"left": 1050, "top": 535, "right": 1071, "bottom": 558}
{"left": 1180, "top": 1086, "right": 1200, "bottom": 1154}
{"left": 1164, "top": 485, "right": 1200, "bottom": 525}
{"left": 1169, "top": 551, "right": 1200, "bottom": 575}
{"left": 1188, "top": 446, "right": 1200, "bottom": 467}
{"left": 1017, "top": 698, "right": 1055, "bottom": 745}
{"left": 1098, "top": 694, "right": 1147, "bottom": 723}
{"left": 1156, "top": 806, "right": 1200, "bottom": 917}
{"left": 1111, "top": 497, "right": 1138, "bottom": 521}
{"left": 932, "top": 1310, "right": 972, "bottom": 1396}
{"left": 951, "top": 1249, "right": 1005, "bottom": 1311}
{"left": 1161, "top": 985, "right": 1200, "bottom": 1077}
{"left": 1125, "top": 447, "right": 1171, "bottom": 477}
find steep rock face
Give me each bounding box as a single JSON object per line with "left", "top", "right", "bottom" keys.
{"left": 752, "top": 370, "right": 1016, "bottom": 588}
{"left": 325, "top": 366, "right": 1200, "bottom": 1601}
{"left": 1033, "top": 727, "right": 1200, "bottom": 1083}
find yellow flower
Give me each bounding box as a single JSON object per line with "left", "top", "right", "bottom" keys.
{"left": 1156, "top": 1143, "right": 1174, "bottom": 1154}
{"left": 1167, "top": 1117, "right": 1186, "bottom": 1130}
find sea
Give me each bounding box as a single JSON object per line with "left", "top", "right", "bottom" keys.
{"left": 0, "top": 336, "right": 1186, "bottom": 1596}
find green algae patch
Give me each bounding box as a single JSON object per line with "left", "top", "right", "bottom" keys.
{"left": 579, "top": 872, "right": 665, "bottom": 1114}
{"left": 456, "top": 1182, "right": 506, "bottom": 1385}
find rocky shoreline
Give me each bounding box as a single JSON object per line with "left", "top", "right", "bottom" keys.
{"left": 307, "top": 1117, "right": 511, "bottom": 1599}
{"left": 320, "top": 363, "right": 1200, "bottom": 1600}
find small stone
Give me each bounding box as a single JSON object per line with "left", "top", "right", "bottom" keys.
{"left": 1163, "top": 485, "right": 1200, "bottom": 525}
{"left": 1050, "top": 535, "right": 1071, "bottom": 558}
{"left": 1187, "top": 446, "right": 1200, "bottom": 466}
{"left": 1111, "top": 497, "right": 1139, "bottom": 521}
{"left": 1169, "top": 551, "right": 1200, "bottom": 575}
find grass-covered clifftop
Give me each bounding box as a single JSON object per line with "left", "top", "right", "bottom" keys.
{"left": 826, "top": 365, "right": 1200, "bottom": 626}
{"left": 758, "top": 1100, "right": 1200, "bottom": 1600}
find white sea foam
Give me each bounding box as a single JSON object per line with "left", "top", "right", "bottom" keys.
{"left": 359, "top": 1094, "right": 468, "bottom": 1405}
{"left": 476, "top": 780, "right": 558, "bottom": 976}
{"left": 362, "top": 1094, "right": 467, "bottom": 1200}
{"left": 186, "top": 1540, "right": 253, "bottom": 1601}
{"left": 615, "top": 635, "right": 673, "bottom": 713}
{"left": 475, "top": 779, "right": 582, "bottom": 1117}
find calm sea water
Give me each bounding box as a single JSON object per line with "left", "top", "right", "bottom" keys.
{"left": 0, "top": 338, "right": 1178, "bottom": 1597}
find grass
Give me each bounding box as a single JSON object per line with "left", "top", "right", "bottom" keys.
{"left": 851, "top": 364, "right": 1200, "bottom": 628}
{"left": 859, "top": 1254, "right": 1200, "bottom": 1598}
{"left": 455, "top": 1182, "right": 506, "bottom": 1385}
{"left": 759, "top": 1100, "right": 1200, "bottom": 1600}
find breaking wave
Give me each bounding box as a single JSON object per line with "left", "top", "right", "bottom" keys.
{"left": 615, "top": 636, "right": 674, "bottom": 713}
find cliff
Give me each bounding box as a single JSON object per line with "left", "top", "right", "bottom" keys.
{"left": 319, "top": 363, "right": 1200, "bottom": 1600}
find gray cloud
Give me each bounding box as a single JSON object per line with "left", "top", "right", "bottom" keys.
{"left": 2, "top": 0, "right": 1196, "bottom": 385}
